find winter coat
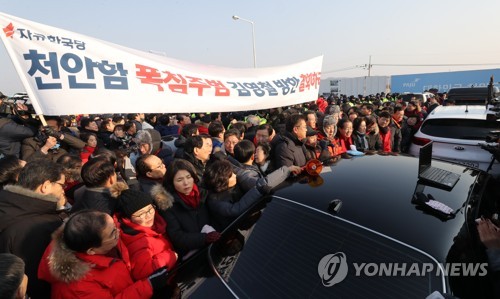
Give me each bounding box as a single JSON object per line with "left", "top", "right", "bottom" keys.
{"left": 97, "top": 130, "right": 113, "bottom": 148}
{"left": 208, "top": 167, "right": 290, "bottom": 230}
{"left": 118, "top": 214, "right": 177, "bottom": 281}
{"left": 151, "top": 185, "right": 211, "bottom": 256}
{"left": 22, "top": 132, "right": 86, "bottom": 162}
{"left": 155, "top": 125, "right": 179, "bottom": 137}
{"left": 272, "top": 132, "right": 307, "bottom": 168}
{"left": 367, "top": 131, "right": 382, "bottom": 151}
{"left": 183, "top": 152, "right": 206, "bottom": 182}
{"left": 0, "top": 117, "right": 36, "bottom": 157}
{"left": 234, "top": 164, "right": 265, "bottom": 193}
{"left": 80, "top": 145, "right": 96, "bottom": 164}
{"left": 174, "top": 135, "right": 187, "bottom": 159}
{"left": 0, "top": 185, "right": 67, "bottom": 299}
{"left": 38, "top": 229, "right": 153, "bottom": 299}
{"left": 352, "top": 132, "right": 370, "bottom": 152}
{"left": 137, "top": 177, "right": 162, "bottom": 195}
{"left": 72, "top": 187, "right": 117, "bottom": 215}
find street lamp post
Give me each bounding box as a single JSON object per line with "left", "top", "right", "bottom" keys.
{"left": 232, "top": 15, "right": 256, "bottom": 68}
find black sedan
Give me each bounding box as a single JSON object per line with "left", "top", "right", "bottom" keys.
{"left": 169, "top": 154, "right": 499, "bottom": 299}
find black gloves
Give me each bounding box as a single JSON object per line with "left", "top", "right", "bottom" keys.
{"left": 148, "top": 266, "right": 168, "bottom": 291}
{"left": 205, "top": 231, "right": 221, "bottom": 244}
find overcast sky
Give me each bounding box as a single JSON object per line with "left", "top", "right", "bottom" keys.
{"left": 1, "top": 0, "right": 500, "bottom": 95}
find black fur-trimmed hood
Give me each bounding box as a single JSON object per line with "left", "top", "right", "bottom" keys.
{"left": 150, "top": 184, "right": 174, "bottom": 211}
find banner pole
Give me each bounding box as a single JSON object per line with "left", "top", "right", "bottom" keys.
{"left": 39, "top": 114, "right": 47, "bottom": 126}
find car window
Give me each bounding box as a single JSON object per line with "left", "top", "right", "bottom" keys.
{"left": 420, "top": 119, "right": 500, "bottom": 140}
{"left": 447, "top": 96, "right": 487, "bottom": 105}
{"left": 209, "top": 198, "right": 444, "bottom": 298}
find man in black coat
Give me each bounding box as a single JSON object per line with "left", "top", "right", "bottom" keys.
{"left": 135, "top": 154, "right": 166, "bottom": 195}
{"left": 0, "top": 160, "right": 68, "bottom": 299}
{"left": 0, "top": 99, "right": 37, "bottom": 157}
{"left": 72, "top": 157, "right": 118, "bottom": 215}
{"left": 272, "top": 114, "right": 308, "bottom": 168}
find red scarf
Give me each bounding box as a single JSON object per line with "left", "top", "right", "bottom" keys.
{"left": 177, "top": 184, "right": 200, "bottom": 208}
{"left": 379, "top": 130, "right": 392, "bottom": 152}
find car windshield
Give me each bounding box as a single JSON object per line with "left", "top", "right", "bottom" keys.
{"left": 401, "top": 94, "right": 423, "bottom": 102}
{"left": 420, "top": 119, "right": 500, "bottom": 140}
{"left": 209, "top": 198, "right": 445, "bottom": 298}
{"left": 448, "top": 96, "right": 487, "bottom": 105}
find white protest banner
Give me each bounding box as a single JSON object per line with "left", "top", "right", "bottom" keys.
{"left": 0, "top": 12, "right": 323, "bottom": 115}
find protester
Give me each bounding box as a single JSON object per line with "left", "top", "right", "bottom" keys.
{"left": 0, "top": 253, "right": 28, "bottom": 299}
{"left": 365, "top": 115, "right": 382, "bottom": 151}
{"left": 0, "top": 155, "right": 25, "bottom": 190}
{"left": 336, "top": 119, "right": 354, "bottom": 153}
{"left": 183, "top": 135, "right": 212, "bottom": 181}
{"left": 220, "top": 128, "right": 239, "bottom": 157}
{"left": 0, "top": 108, "right": 36, "bottom": 158}
{"left": 113, "top": 184, "right": 178, "bottom": 281}
{"left": 72, "top": 157, "right": 118, "bottom": 215}
{"left": 176, "top": 114, "right": 191, "bottom": 135}
{"left": 134, "top": 154, "right": 166, "bottom": 194}
{"left": 127, "top": 113, "right": 146, "bottom": 131}
{"left": 244, "top": 115, "right": 260, "bottom": 142}
{"left": 352, "top": 117, "right": 370, "bottom": 152}
{"left": 174, "top": 123, "right": 199, "bottom": 159}
{"left": 208, "top": 121, "right": 225, "bottom": 153}
{"left": 204, "top": 159, "right": 292, "bottom": 230}
{"left": 79, "top": 132, "right": 98, "bottom": 164}
{"left": 377, "top": 111, "right": 402, "bottom": 153}
{"left": 318, "top": 115, "right": 345, "bottom": 159}
{"left": 0, "top": 160, "right": 68, "bottom": 298}
{"left": 22, "top": 119, "right": 86, "bottom": 162}
{"left": 254, "top": 142, "right": 273, "bottom": 175}
{"left": 155, "top": 114, "right": 179, "bottom": 137}
{"left": 97, "top": 119, "right": 114, "bottom": 148}
{"left": 272, "top": 114, "right": 307, "bottom": 168}
{"left": 157, "top": 159, "right": 219, "bottom": 257}
{"left": 304, "top": 110, "right": 318, "bottom": 130}
{"left": 254, "top": 123, "right": 275, "bottom": 145}
{"left": 130, "top": 129, "right": 174, "bottom": 168}
{"left": 38, "top": 210, "right": 167, "bottom": 298}
{"left": 108, "top": 124, "right": 134, "bottom": 151}
{"left": 56, "top": 154, "right": 83, "bottom": 205}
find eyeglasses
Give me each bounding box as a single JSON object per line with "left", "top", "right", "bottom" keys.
{"left": 295, "top": 125, "right": 307, "bottom": 130}
{"left": 131, "top": 205, "right": 155, "bottom": 220}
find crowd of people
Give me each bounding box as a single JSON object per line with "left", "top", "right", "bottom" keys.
{"left": 0, "top": 90, "right": 498, "bottom": 299}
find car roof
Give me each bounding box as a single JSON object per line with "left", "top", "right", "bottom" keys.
{"left": 426, "top": 105, "right": 493, "bottom": 120}
{"left": 174, "top": 154, "right": 492, "bottom": 298}
{"left": 207, "top": 197, "right": 447, "bottom": 298}
{"left": 273, "top": 154, "right": 483, "bottom": 262}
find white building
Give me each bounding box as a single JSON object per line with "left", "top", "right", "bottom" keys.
{"left": 320, "top": 76, "right": 391, "bottom": 97}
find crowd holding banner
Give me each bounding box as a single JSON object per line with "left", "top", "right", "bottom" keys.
{"left": 0, "top": 12, "right": 322, "bottom": 115}
{"left": 1, "top": 11, "right": 499, "bottom": 299}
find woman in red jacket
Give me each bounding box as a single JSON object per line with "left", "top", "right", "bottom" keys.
{"left": 113, "top": 184, "right": 178, "bottom": 281}
{"left": 38, "top": 210, "right": 169, "bottom": 299}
